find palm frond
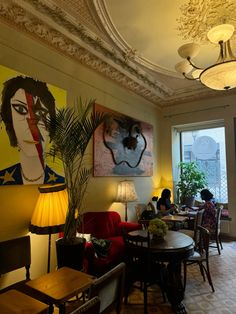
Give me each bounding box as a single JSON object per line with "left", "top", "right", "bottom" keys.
{"left": 45, "top": 100, "right": 107, "bottom": 239}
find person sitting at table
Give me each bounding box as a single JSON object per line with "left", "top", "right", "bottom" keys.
{"left": 156, "top": 188, "right": 177, "bottom": 217}
{"left": 200, "top": 189, "right": 217, "bottom": 232}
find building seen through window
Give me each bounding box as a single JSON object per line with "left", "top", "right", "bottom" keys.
{"left": 180, "top": 127, "right": 228, "bottom": 203}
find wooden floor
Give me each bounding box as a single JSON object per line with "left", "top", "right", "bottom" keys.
{"left": 115, "top": 240, "right": 236, "bottom": 314}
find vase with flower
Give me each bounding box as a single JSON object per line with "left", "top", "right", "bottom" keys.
{"left": 148, "top": 218, "right": 168, "bottom": 241}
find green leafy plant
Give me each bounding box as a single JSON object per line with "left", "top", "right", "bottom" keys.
{"left": 46, "top": 99, "right": 106, "bottom": 241}
{"left": 176, "top": 161, "right": 206, "bottom": 204}
{"left": 148, "top": 218, "right": 168, "bottom": 238}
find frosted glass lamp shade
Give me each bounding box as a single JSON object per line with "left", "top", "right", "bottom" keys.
{"left": 207, "top": 24, "right": 235, "bottom": 44}
{"left": 192, "top": 69, "right": 203, "bottom": 79}
{"left": 178, "top": 43, "right": 200, "bottom": 59}
{"left": 200, "top": 60, "right": 236, "bottom": 90}
{"left": 30, "top": 184, "right": 68, "bottom": 234}
{"left": 175, "top": 60, "right": 193, "bottom": 74}
{"left": 116, "top": 180, "right": 138, "bottom": 202}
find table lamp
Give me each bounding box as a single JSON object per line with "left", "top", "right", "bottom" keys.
{"left": 29, "top": 183, "right": 68, "bottom": 273}
{"left": 116, "top": 180, "right": 138, "bottom": 221}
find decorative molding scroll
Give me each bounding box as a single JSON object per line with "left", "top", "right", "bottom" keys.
{"left": 0, "top": 0, "right": 171, "bottom": 103}
{"left": 0, "top": 0, "right": 233, "bottom": 107}
{"left": 177, "top": 0, "right": 236, "bottom": 43}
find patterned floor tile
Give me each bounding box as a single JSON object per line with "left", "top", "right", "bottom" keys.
{"left": 115, "top": 241, "right": 236, "bottom": 314}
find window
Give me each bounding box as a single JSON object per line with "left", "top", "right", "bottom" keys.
{"left": 175, "top": 123, "right": 228, "bottom": 203}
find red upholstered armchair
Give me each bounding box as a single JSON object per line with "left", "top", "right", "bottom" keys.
{"left": 78, "top": 211, "right": 141, "bottom": 276}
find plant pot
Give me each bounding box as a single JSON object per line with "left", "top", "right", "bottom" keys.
{"left": 180, "top": 196, "right": 195, "bottom": 208}
{"left": 56, "top": 237, "right": 86, "bottom": 271}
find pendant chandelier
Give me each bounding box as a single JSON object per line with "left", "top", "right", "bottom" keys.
{"left": 175, "top": 24, "right": 236, "bottom": 90}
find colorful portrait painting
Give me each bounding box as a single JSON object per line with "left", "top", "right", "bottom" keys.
{"left": 93, "top": 104, "right": 153, "bottom": 176}
{"left": 0, "top": 65, "right": 67, "bottom": 185}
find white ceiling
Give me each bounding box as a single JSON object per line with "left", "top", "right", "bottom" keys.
{"left": 0, "top": 0, "right": 236, "bottom": 108}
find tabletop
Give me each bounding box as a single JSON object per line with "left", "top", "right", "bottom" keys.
{"left": 161, "top": 215, "right": 188, "bottom": 223}
{"left": 26, "top": 267, "right": 94, "bottom": 304}
{"left": 0, "top": 289, "right": 48, "bottom": 314}
{"left": 129, "top": 229, "right": 194, "bottom": 260}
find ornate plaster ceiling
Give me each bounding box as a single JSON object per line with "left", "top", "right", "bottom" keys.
{"left": 0, "top": 0, "right": 235, "bottom": 108}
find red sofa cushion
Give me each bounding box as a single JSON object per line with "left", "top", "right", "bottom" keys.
{"left": 79, "top": 211, "right": 122, "bottom": 238}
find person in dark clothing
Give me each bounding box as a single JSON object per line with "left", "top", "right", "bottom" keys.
{"left": 156, "top": 188, "right": 177, "bottom": 217}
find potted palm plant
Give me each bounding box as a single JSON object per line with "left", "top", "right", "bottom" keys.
{"left": 45, "top": 98, "right": 106, "bottom": 270}
{"left": 176, "top": 161, "right": 206, "bottom": 207}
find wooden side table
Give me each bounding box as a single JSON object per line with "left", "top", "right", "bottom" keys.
{"left": 161, "top": 215, "right": 188, "bottom": 230}
{"left": 0, "top": 289, "right": 48, "bottom": 314}
{"left": 26, "top": 267, "right": 94, "bottom": 314}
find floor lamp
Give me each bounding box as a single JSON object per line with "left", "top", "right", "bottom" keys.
{"left": 116, "top": 180, "right": 138, "bottom": 222}
{"left": 29, "top": 183, "right": 68, "bottom": 273}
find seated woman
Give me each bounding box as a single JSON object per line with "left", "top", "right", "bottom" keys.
{"left": 156, "top": 189, "right": 177, "bottom": 217}
{"left": 200, "top": 189, "right": 217, "bottom": 232}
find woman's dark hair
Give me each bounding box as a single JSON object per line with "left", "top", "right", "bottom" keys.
{"left": 200, "top": 189, "right": 213, "bottom": 201}
{"left": 1, "top": 76, "right": 56, "bottom": 147}
{"left": 161, "top": 188, "right": 171, "bottom": 199}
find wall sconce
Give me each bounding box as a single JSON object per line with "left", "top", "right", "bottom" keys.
{"left": 29, "top": 184, "right": 68, "bottom": 273}
{"left": 116, "top": 180, "right": 138, "bottom": 222}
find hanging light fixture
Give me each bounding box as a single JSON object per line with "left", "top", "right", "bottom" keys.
{"left": 175, "top": 24, "right": 236, "bottom": 90}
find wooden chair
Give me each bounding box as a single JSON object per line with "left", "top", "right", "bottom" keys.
{"left": 209, "top": 206, "right": 223, "bottom": 255}
{"left": 179, "top": 209, "right": 205, "bottom": 244}
{"left": 0, "top": 235, "right": 48, "bottom": 305}
{"left": 123, "top": 231, "right": 166, "bottom": 314}
{"left": 88, "top": 262, "right": 125, "bottom": 314}
{"left": 70, "top": 296, "right": 100, "bottom": 314}
{"left": 183, "top": 225, "right": 215, "bottom": 292}
{"left": 0, "top": 236, "right": 31, "bottom": 293}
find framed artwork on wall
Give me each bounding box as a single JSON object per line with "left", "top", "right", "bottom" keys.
{"left": 93, "top": 104, "right": 153, "bottom": 176}
{"left": 0, "top": 64, "right": 66, "bottom": 185}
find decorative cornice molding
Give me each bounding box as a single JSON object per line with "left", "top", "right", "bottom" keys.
{"left": 0, "top": 0, "right": 233, "bottom": 107}
{"left": 0, "top": 0, "right": 174, "bottom": 105}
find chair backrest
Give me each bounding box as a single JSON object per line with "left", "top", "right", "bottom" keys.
{"left": 123, "top": 231, "right": 150, "bottom": 252}
{"left": 88, "top": 262, "right": 125, "bottom": 314}
{"left": 70, "top": 296, "right": 100, "bottom": 314}
{"left": 123, "top": 231, "right": 151, "bottom": 278}
{"left": 196, "top": 225, "right": 210, "bottom": 259}
{"left": 0, "top": 236, "right": 31, "bottom": 280}
{"left": 193, "top": 209, "right": 205, "bottom": 244}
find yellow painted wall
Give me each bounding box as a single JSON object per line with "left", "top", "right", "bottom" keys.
{"left": 0, "top": 21, "right": 162, "bottom": 288}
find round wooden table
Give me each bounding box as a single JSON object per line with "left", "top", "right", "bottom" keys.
{"left": 129, "top": 230, "right": 194, "bottom": 314}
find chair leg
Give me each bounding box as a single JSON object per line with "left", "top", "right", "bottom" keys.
{"left": 199, "top": 262, "right": 206, "bottom": 282}
{"left": 159, "top": 265, "right": 167, "bottom": 303}
{"left": 204, "top": 261, "right": 215, "bottom": 292}
{"left": 219, "top": 235, "right": 223, "bottom": 250}
{"left": 143, "top": 282, "right": 148, "bottom": 314}
{"left": 216, "top": 237, "right": 221, "bottom": 255}
{"left": 183, "top": 261, "right": 187, "bottom": 291}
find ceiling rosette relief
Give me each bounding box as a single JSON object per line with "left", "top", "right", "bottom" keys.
{"left": 0, "top": 0, "right": 173, "bottom": 106}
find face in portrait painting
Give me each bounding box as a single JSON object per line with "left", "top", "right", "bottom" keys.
{"left": 0, "top": 70, "right": 66, "bottom": 185}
